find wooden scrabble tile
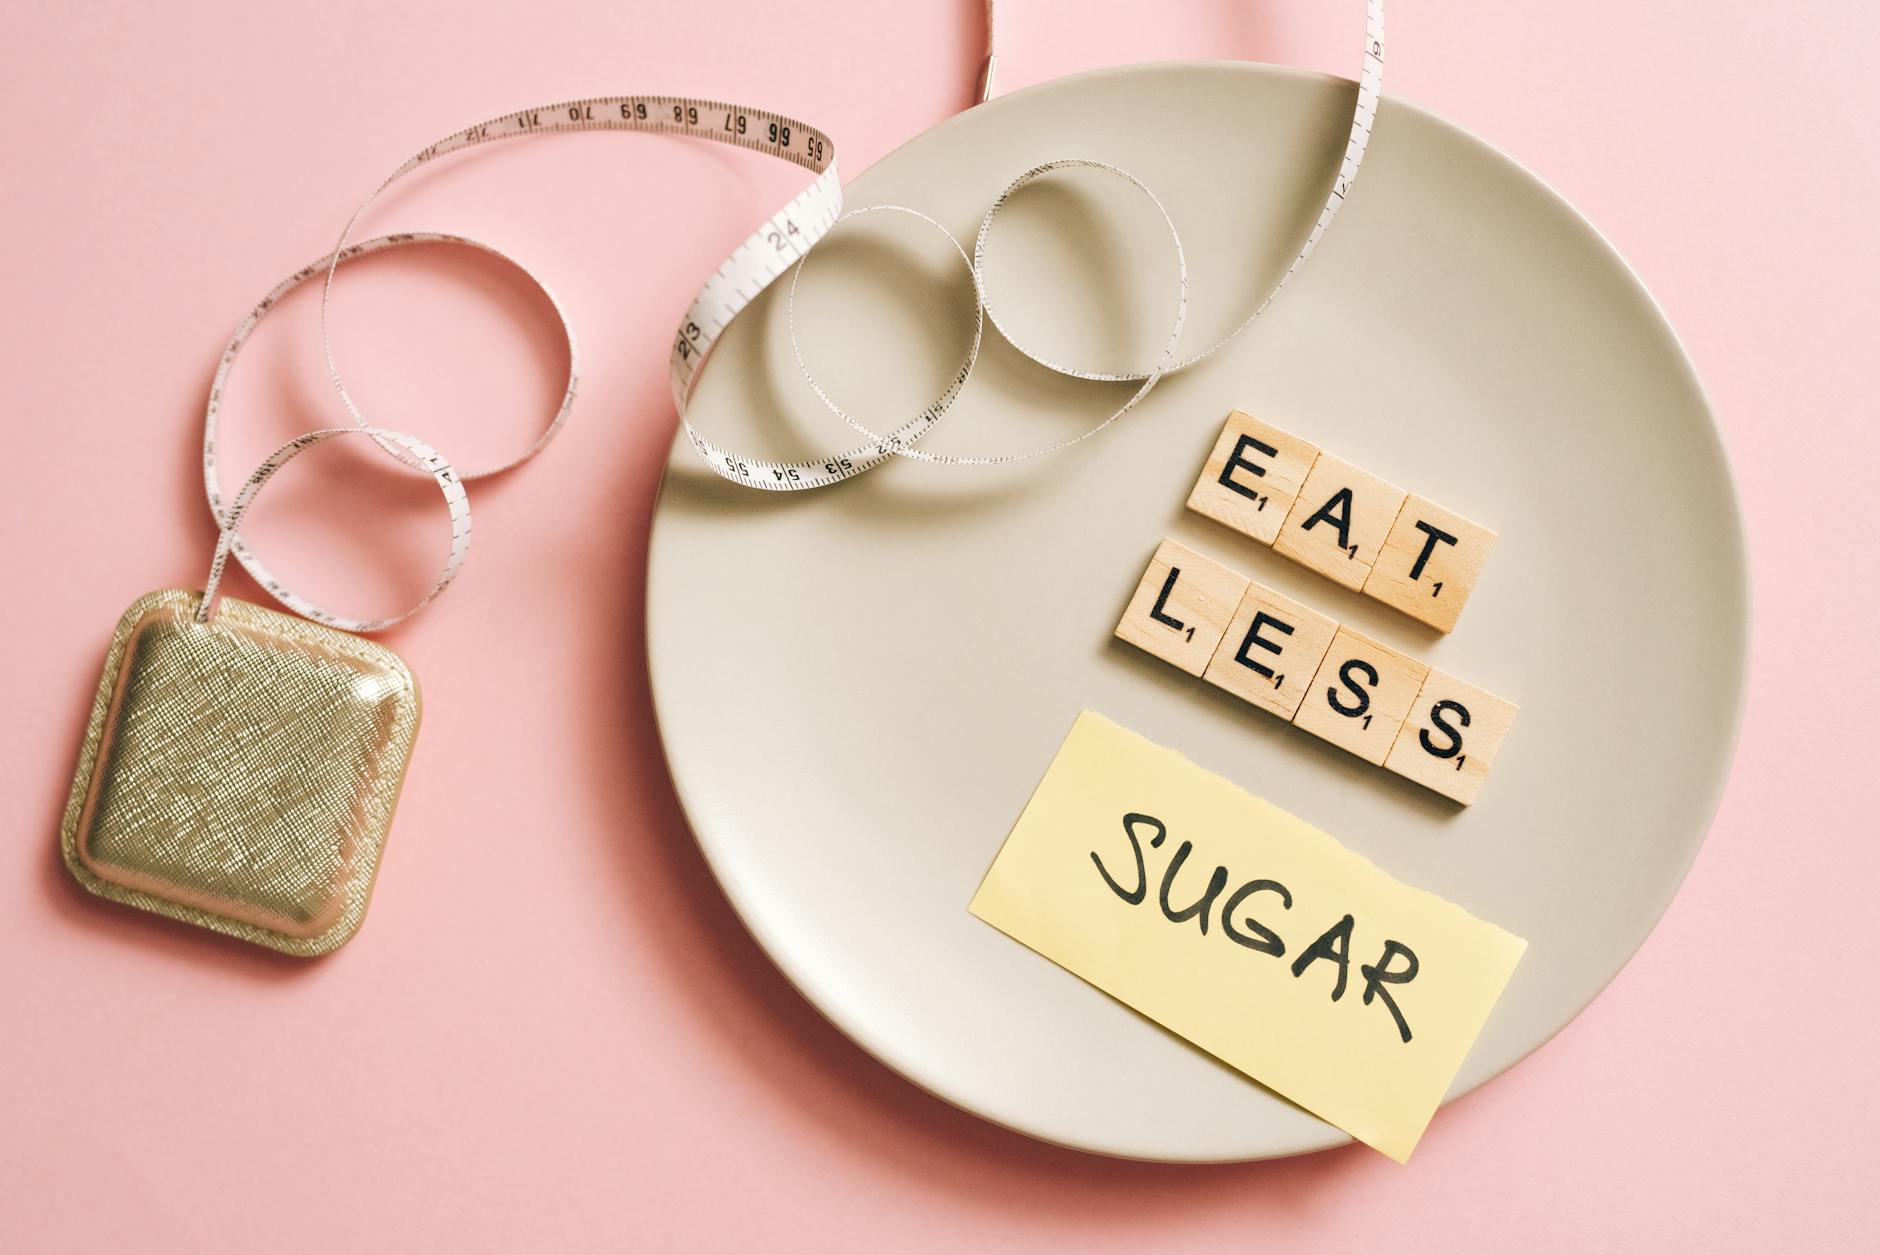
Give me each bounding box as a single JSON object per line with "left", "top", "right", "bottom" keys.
{"left": 1202, "top": 579, "right": 1339, "bottom": 720}
{"left": 1272, "top": 454, "right": 1407, "bottom": 591}
{"left": 1185, "top": 410, "right": 1321, "bottom": 546}
{"left": 1291, "top": 627, "right": 1430, "bottom": 765}
{"left": 1114, "top": 539, "right": 1249, "bottom": 676}
{"left": 1363, "top": 495, "right": 1497, "bottom": 633}
{"left": 1384, "top": 669, "right": 1518, "bottom": 805}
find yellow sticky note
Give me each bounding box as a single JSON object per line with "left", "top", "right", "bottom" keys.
{"left": 969, "top": 711, "right": 1527, "bottom": 1162}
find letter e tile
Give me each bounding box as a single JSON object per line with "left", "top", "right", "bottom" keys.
{"left": 1186, "top": 411, "right": 1321, "bottom": 546}
{"left": 1202, "top": 580, "right": 1339, "bottom": 720}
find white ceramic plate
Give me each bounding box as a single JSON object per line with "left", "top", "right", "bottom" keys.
{"left": 645, "top": 63, "right": 1748, "bottom": 1161}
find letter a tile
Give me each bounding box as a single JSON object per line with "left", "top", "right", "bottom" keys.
{"left": 1273, "top": 454, "right": 1406, "bottom": 591}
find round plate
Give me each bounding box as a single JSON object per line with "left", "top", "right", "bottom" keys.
{"left": 646, "top": 62, "right": 1747, "bottom": 1161}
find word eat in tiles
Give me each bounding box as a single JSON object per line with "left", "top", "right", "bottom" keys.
{"left": 1115, "top": 539, "right": 1517, "bottom": 805}
{"left": 1187, "top": 411, "right": 1496, "bottom": 633}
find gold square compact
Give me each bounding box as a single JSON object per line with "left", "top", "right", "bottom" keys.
{"left": 60, "top": 588, "right": 420, "bottom": 956}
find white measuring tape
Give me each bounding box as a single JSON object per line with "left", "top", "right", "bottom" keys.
{"left": 201, "top": 100, "right": 839, "bottom": 629}
{"left": 199, "top": 1, "right": 1384, "bottom": 629}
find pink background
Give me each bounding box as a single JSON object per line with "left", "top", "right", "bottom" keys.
{"left": 2, "top": 1, "right": 1875, "bottom": 1249}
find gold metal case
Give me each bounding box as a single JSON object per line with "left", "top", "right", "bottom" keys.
{"left": 60, "top": 589, "right": 421, "bottom": 955}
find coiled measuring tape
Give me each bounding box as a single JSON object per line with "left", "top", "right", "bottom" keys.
{"left": 201, "top": 101, "right": 841, "bottom": 628}
{"left": 200, "top": 1, "right": 1384, "bottom": 629}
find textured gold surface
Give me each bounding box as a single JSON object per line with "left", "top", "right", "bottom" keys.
{"left": 61, "top": 589, "right": 420, "bottom": 955}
